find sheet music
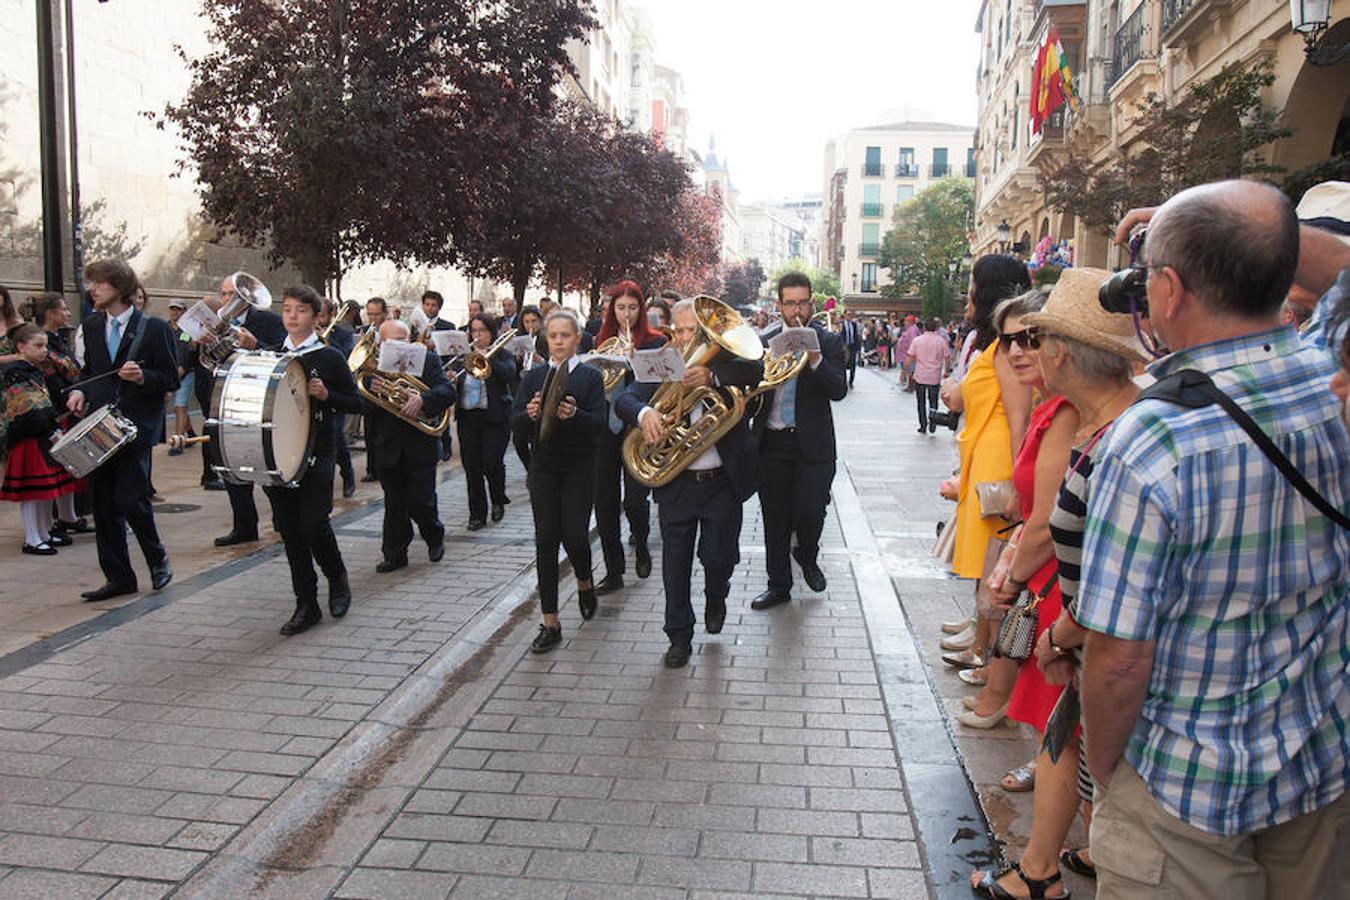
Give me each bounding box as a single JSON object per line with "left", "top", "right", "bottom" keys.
{"left": 178, "top": 301, "right": 220, "bottom": 342}
{"left": 377, "top": 339, "right": 428, "bottom": 375}
{"left": 768, "top": 326, "right": 819, "bottom": 356}
{"left": 431, "top": 330, "right": 469, "bottom": 357}
{"left": 630, "top": 346, "right": 686, "bottom": 383}
{"left": 507, "top": 335, "right": 536, "bottom": 355}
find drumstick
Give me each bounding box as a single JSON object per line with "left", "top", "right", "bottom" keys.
{"left": 63, "top": 360, "right": 147, "bottom": 393}
{"left": 167, "top": 434, "right": 211, "bottom": 449}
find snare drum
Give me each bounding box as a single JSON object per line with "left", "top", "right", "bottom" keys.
{"left": 207, "top": 351, "right": 315, "bottom": 487}
{"left": 49, "top": 404, "right": 140, "bottom": 478}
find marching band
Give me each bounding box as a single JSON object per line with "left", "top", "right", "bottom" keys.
{"left": 50, "top": 261, "right": 847, "bottom": 659}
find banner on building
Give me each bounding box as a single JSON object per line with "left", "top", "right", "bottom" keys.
{"left": 1030, "top": 26, "right": 1079, "bottom": 134}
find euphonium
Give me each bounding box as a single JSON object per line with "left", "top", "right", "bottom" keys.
{"left": 589, "top": 335, "right": 633, "bottom": 392}
{"left": 201, "top": 271, "right": 273, "bottom": 368}
{"left": 621, "top": 296, "right": 777, "bottom": 488}
{"left": 347, "top": 330, "right": 451, "bottom": 436}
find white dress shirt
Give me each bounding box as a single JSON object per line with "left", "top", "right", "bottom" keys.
{"left": 283, "top": 331, "right": 321, "bottom": 353}
{"left": 73, "top": 304, "right": 135, "bottom": 368}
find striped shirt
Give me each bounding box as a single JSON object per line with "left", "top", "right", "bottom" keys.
{"left": 1075, "top": 325, "right": 1349, "bottom": 836}
{"left": 1048, "top": 442, "right": 1100, "bottom": 618}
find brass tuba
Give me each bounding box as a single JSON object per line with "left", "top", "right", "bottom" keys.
{"left": 200, "top": 272, "right": 273, "bottom": 368}
{"left": 622, "top": 295, "right": 803, "bottom": 489}
{"left": 347, "top": 330, "right": 451, "bottom": 436}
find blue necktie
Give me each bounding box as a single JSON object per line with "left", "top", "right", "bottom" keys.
{"left": 608, "top": 400, "right": 623, "bottom": 435}
{"left": 781, "top": 377, "right": 797, "bottom": 427}
{"left": 465, "top": 377, "right": 482, "bottom": 408}
{"left": 107, "top": 318, "right": 123, "bottom": 359}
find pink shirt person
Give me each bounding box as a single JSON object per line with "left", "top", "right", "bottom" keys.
{"left": 907, "top": 330, "right": 951, "bottom": 385}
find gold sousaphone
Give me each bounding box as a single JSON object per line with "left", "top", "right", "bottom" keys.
{"left": 621, "top": 295, "right": 807, "bottom": 488}
{"left": 347, "top": 330, "right": 451, "bottom": 436}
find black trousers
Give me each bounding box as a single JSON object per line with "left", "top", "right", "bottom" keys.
{"left": 659, "top": 469, "right": 742, "bottom": 645}
{"left": 760, "top": 429, "right": 835, "bottom": 593}
{"left": 594, "top": 428, "right": 651, "bottom": 576}
{"left": 334, "top": 413, "right": 354, "bottom": 485}
{"left": 439, "top": 427, "right": 454, "bottom": 462}
{"left": 457, "top": 410, "right": 510, "bottom": 522}
{"left": 914, "top": 382, "right": 940, "bottom": 430}
{"left": 846, "top": 347, "right": 858, "bottom": 386}
{"left": 363, "top": 411, "right": 380, "bottom": 476}
{"left": 262, "top": 457, "right": 345, "bottom": 603}
{"left": 377, "top": 458, "right": 443, "bottom": 562}
{"left": 195, "top": 370, "right": 216, "bottom": 483}
{"left": 528, "top": 458, "right": 594, "bottom": 616}
{"left": 225, "top": 481, "right": 259, "bottom": 537}
{"left": 90, "top": 440, "right": 166, "bottom": 585}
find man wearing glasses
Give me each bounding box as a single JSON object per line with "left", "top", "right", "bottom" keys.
{"left": 749, "top": 272, "right": 849, "bottom": 610}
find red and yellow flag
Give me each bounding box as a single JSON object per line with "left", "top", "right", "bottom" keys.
{"left": 1030, "top": 26, "right": 1079, "bottom": 133}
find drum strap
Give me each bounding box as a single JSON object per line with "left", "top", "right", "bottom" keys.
{"left": 112, "top": 314, "right": 151, "bottom": 408}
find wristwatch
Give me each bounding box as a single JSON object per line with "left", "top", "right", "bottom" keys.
{"left": 1048, "top": 622, "right": 1067, "bottom": 657}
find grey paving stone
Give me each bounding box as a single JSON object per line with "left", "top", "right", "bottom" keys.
{"left": 811, "top": 835, "right": 924, "bottom": 868}
{"left": 523, "top": 848, "right": 640, "bottom": 884}
{"left": 0, "top": 833, "right": 106, "bottom": 868}
{"left": 754, "top": 860, "right": 871, "bottom": 897}
{"left": 568, "top": 885, "right": 683, "bottom": 900}
{"left": 516, "top": 773, "right": 613, "bottom": 799}
{"left": 454, "top": 792, "right": 557, "bottom": 821}
{"left": 637, "top": 854, "right": 752, "bottom": 891}
{"left": 359, "top": 837, "right": 426, "bottom": 868}
{"left": 551, "top": 798, "right": 655, "bottom": 826}
{"left": 810, "top": 787, "right": 908, "bottom": 813}
{"left": 867, "top": 866, "right": 931, "bottom": 898}
{"left": 651, "top": 802, "right": 756, "bottom": 831}
{"left": 165, "top": 821, "right": 237, "bottom": 852}
{"left": 66, "top": 812, "right": 184, "bottom": 846}
{"left": 861, "top": 812, "right": 917, "bottom": 840}
{"left": 405, "top": 789, "right": 464, "bottom": 815}
{"left": 0, "top": 800, "right": 89, "bottom": 836}
{"left": 707, "top": 783, "right": 807, "bottom": 809}
{"left": 0, "top": 868, "right": 117, "bottom": 900}
{"left": 59, "top": 784, "right": 176, "bottom": 815}
{"left": 447, "top": 874, "right": 568, "bottom": 899}
{"left": 757, "top": 807, "right": 860, "bottom": 837}
{"left": 485, "top": 819, "right": 592, "bottom": 850}
{"left": 99, "top": 878, "right": 175, "bottom": 900}
{"left": 416, "top": 842, "right": 531, "bottom": 876}
{"left": 78, "top": 843, "right": 207, "bottom": 880}
{"left": 424, "top": 768, "right": 522, "bottom": 794}
{"left": 589, "top": 824, "right": 699, "bottom": 857}
{"left": 384, "top": 813, "right": 492, "bottom": 843}
{"left": 335, "top": 867, "right": 457, "bottom": 899}
{"left": 699, "top": 829, "right": 809, "bottom": 862}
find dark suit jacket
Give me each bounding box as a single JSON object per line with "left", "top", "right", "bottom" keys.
{"left": 77, "top": 309, "right": 180, "bottom": 449}
{"left": 751, "top": 321, "right": 848, "bottom": 463}
{"left": 615, "top": 357, "right": 764, "bottom": 504}
{"left": 327, "top": 323, "right": 356, "bottom": 357}
{"left": 243, "top": 307, "right": 287, "bottom": 351}
{"left": 511, "top": 361, "right": 605, "bottom": 470}
{"left": 364, "top": 351, "right": 456, "bottom": 467}
{"left": 840, "top": 319, "right": 862, "bottom": 353}
{"left": 291, "top": 344, "right": 362, "bottom": 464}
{"left": 455, "top": 348, "right": 517, "bottom": 426}
{"left": 432, "top": 317, "right": 458, "bottom": 333}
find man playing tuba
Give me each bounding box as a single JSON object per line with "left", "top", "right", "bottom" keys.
{"left": 613, "top": 298, "right": 764, "bottom": 669}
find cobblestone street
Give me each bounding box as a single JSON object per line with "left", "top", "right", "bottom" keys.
{"left": 0, "top": 368, "right": 1048, "bottom": 899}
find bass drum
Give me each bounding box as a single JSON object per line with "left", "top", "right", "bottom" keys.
{"left": 207, "top": 351, "right": 315, "bottom": 487}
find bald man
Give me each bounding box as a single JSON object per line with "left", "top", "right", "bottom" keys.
{"left": 362, "top": 319, "right": 456, "bottom": 572}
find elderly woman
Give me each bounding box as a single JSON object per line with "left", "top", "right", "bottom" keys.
{"left": 970, "top": 267, "right": 1150, "bottom": 900}
{"left": 942, "top": 255, "right": 1033, "bottom": 674}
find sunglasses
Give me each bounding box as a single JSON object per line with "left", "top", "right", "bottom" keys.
{"left": 998, "top": 327, "right": 1042, "bottom": 350}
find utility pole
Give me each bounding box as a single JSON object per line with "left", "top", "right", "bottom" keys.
{"left": 64, "top": 0, "right": 86, "bottom": 312}
{"left": 35, "top": 0, "right": 64, "bottom": 291}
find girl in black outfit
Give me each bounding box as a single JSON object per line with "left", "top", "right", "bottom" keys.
{"left": 455, "top": 313, "right": 518, "bottom": 529}
{"left": 591, "top": 280, "right": 666, "bottom": 594}
{"left": 511, "top": 310, "right": 605, "bottom": 653}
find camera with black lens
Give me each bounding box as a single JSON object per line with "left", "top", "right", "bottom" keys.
{"left": 928, "top": 409, "right": 961, "bottom": 431}
{"left": 1099, "top": 225, "right": 1149, "bottom": 315}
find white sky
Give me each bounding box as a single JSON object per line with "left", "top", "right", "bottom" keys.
{"left": 638, "top": 0, "right": 984, "bottom": 202}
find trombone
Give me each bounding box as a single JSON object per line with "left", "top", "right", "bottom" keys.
{"left": 445, "top": 328, "right": 518, "bottom": 382}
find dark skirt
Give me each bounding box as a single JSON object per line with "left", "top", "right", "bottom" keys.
{"left": 1, "top": 437, "right": 84, "bottom": 501}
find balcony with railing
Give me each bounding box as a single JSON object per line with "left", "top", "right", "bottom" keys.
{"left": 859, "top": 242, "right": 881, "bottom": 258}
{"left": 1111, "top": 3, "right": 1149, "bottom": 87}
{"left": 862, "top": 163, "right": 884, "bottom": 178}
{"left": 860, "top": 203, "right": 883, "bottom": 218}
{"left": 1161, "top": 0, "right": 1194, "bottom": 32}
{"left": 895, "top": 163, "right": 920, "bottom": 178}
{"left": 965, "top": 160, "right": 977, "bottom": 177}
{"left": 930, "top": 164, "right": 951, "bottom": 178}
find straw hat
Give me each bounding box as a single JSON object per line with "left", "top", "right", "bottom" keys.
{"left": 1022, "top": 267, "right": 1150, "bottom": 363}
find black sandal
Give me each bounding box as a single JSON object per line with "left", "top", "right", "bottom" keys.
{"left": 972, "top": 860, "right": 1070, "bottom": 899}
{"left": 1058, "top": 848, "right": 1095, "bottom": 879}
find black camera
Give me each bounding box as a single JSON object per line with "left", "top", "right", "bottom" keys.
{"left": 928, "top": 409, "right": 961, "bottom": 431}
{"left": 1099, "top": 266, "right": 1149, "bottom": 316}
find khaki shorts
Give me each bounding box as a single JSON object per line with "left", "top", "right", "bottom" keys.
{"left": 1091, "top": 763, "right": 1347, "bottom": 900}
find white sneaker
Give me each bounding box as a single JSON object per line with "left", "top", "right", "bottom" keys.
{"left": 940, "top": 623, "right": 976, "bottom": 651}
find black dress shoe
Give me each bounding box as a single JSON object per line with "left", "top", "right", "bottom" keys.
{"left": 22, "top": 542, "right": 58, "bottom": 556}
{"left": 705, "top": 600, "right": 726, "bottom": 635}
{"left": 280, "top": 604, "right": 322, "bottom": 636}
{"left": 428, "top": 540, "right": 445, "bottom": 562}
{"left": 530, "top": 624, "right": 563, "bottom": 653}
{"left": 593, "top": 573, "right": 624, "bottom": 596}
{"left": 201, "top": 478, "right": 227, "bottom": 492}
{"left": 328, "top": 573, "right": 351, "bottom": 618}
{"left": 634, "top": 542, "right": 652, "bottom": 579}
{"left": 490, "top": 504, "right": 504, "bottom": 523}
{"left": 792, "top": 546, "right": 828, "bottom": 592}
{"left": 663, "top": 643, "right": 692, "bottom": 668}
{"left": 361, "top": 473, "right": 379, "bottom": 483}
{"left": 466, "top": 520, "right": 485, "bottom": 532}
{"left": 54, "top": 518, "right": 94, "bottom": 535}
{"left": 151, "top": 562, "right": 173, "bottom": 591}
{"left": 214, "top": 530, "right": 259, "bottom": 547}
{"left": 577, "top": 586, "right": 598, "bottom": 620}
{"left": 750, "top": 589, "right": 791, "bottom": 611}
{"left": 81, "top": 582, "right": 138, "bottom": 603}
{"left": 342, "top": 480, "right": 356, "bottom": 498}
{"left": 45, "top": 533, "right": 73, "bottom": 547}
{"left": 375, "top": 557, "right": 407, "bottom": 574}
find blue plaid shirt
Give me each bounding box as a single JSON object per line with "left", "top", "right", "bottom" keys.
{"left": 1076, "top": 325, "right": 1349, "bottom": 835}
{"left": 1300, "top": 267, "right": 1349, "bottom": 356}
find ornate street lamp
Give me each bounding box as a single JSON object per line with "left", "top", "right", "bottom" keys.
{"left": 996, "top": 220, "right": 1011, "bottom": 254}
{"left": 1290, "top": 1, "right": 1348, "bottom": 66}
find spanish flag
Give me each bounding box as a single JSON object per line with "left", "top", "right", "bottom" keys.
{"left": 1030, "top": 26, "right": 1079, "bottom": 133}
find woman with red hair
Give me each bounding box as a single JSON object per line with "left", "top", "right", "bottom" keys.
{"left": 592, "top": 280, "right": 666, "bottom": 594}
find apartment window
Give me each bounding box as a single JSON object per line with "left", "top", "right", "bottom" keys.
{"left": 863, "top": 146, "right": 883, "bottom": 177}
{"left": 862, "top": 184, "right": 882, "bottom": 218}
{"left": 860, "top": 223, "right": 881, "bottom": 258}
{"left": 897, "top": 185, "right": 915, "bottom": 203}
{"left": 897, "top": 147, "right": 918, "bottom": 178}
{"left": 966, "top": 147, "right": 976, "bottom": 178}
{"left": 931, "top": 147, "right": 949, "bottom": 178}
{"left": 861, "top": 263, "right": 878, "bottom": 293}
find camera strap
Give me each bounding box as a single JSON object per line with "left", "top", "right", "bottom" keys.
{"left": 1140, "top": 369, "right": 1350, "bottom": 530}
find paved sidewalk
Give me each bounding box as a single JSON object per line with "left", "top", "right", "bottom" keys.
{"left": 0, "top": 370, "right": 1023, "bottom": 899}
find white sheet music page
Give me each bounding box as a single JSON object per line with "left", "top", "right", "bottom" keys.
{"left": 769, "top": 327, "right": 819, "bottom": 356}
{"left": 630, "top": 346, "right": 686, "bottom": 383}
{"left": 377, "top": 339, "right": 428, "bottom": 375}
{"left": 178, "top": 301, "right": 221, "bottom": 341}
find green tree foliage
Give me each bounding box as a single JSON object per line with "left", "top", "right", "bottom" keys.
{"left": 768, "top": 259, "right": 841, "bottom": 302}
{"left": 919, "top": 273, "right": 954, "bottom": 321}
{"left": 721, "top": 258, "right": 766, "bottom": 306}
{"left": 878, "top": 178, "right": 974, "bottom": 299}
{"left": 1038, "top": 61, "right": 1290, "bottom": 235}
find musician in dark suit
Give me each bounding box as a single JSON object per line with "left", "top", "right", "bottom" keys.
{"left": 840, "top": 308, "right": 862, "bottom": 387}
{"left": 511, "top": 305, "right": 545, "bottom": 471}
{"left": 750, "top": 272, "right": 849, "bottom": 610}
{"left": 263, "top": 285, "right": 363, "bottom": 635}
{"left": 615, "top": 298, "right": 764, "bottom": 668}
{"left": 511, "top": 309, "right": 605, "bottom": 654}
{"left": 196, "top": 274, "right": 287, "bottom": 546}
{"left": 498, "top": 296, "right": 519, "bottom": 333}
{"left": 455, "top": 313, "right": 516, "bottom": 530}
{"left": 66, "top": 259, "right": 180, "bottom": 602}
{"left": 360, "top": 297, "right": 390, "bottom": 481}
{"left": 362, "top": 320, "right": 456, "bottom": 572}
{"left": 592, "top": 281, "right": 665, "bottom": 595}
{"left": 320, "top": 300, "right": 357, "bottom": 497}
{"left": 421, "top": 291, "right": 458, "bottom": 462}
